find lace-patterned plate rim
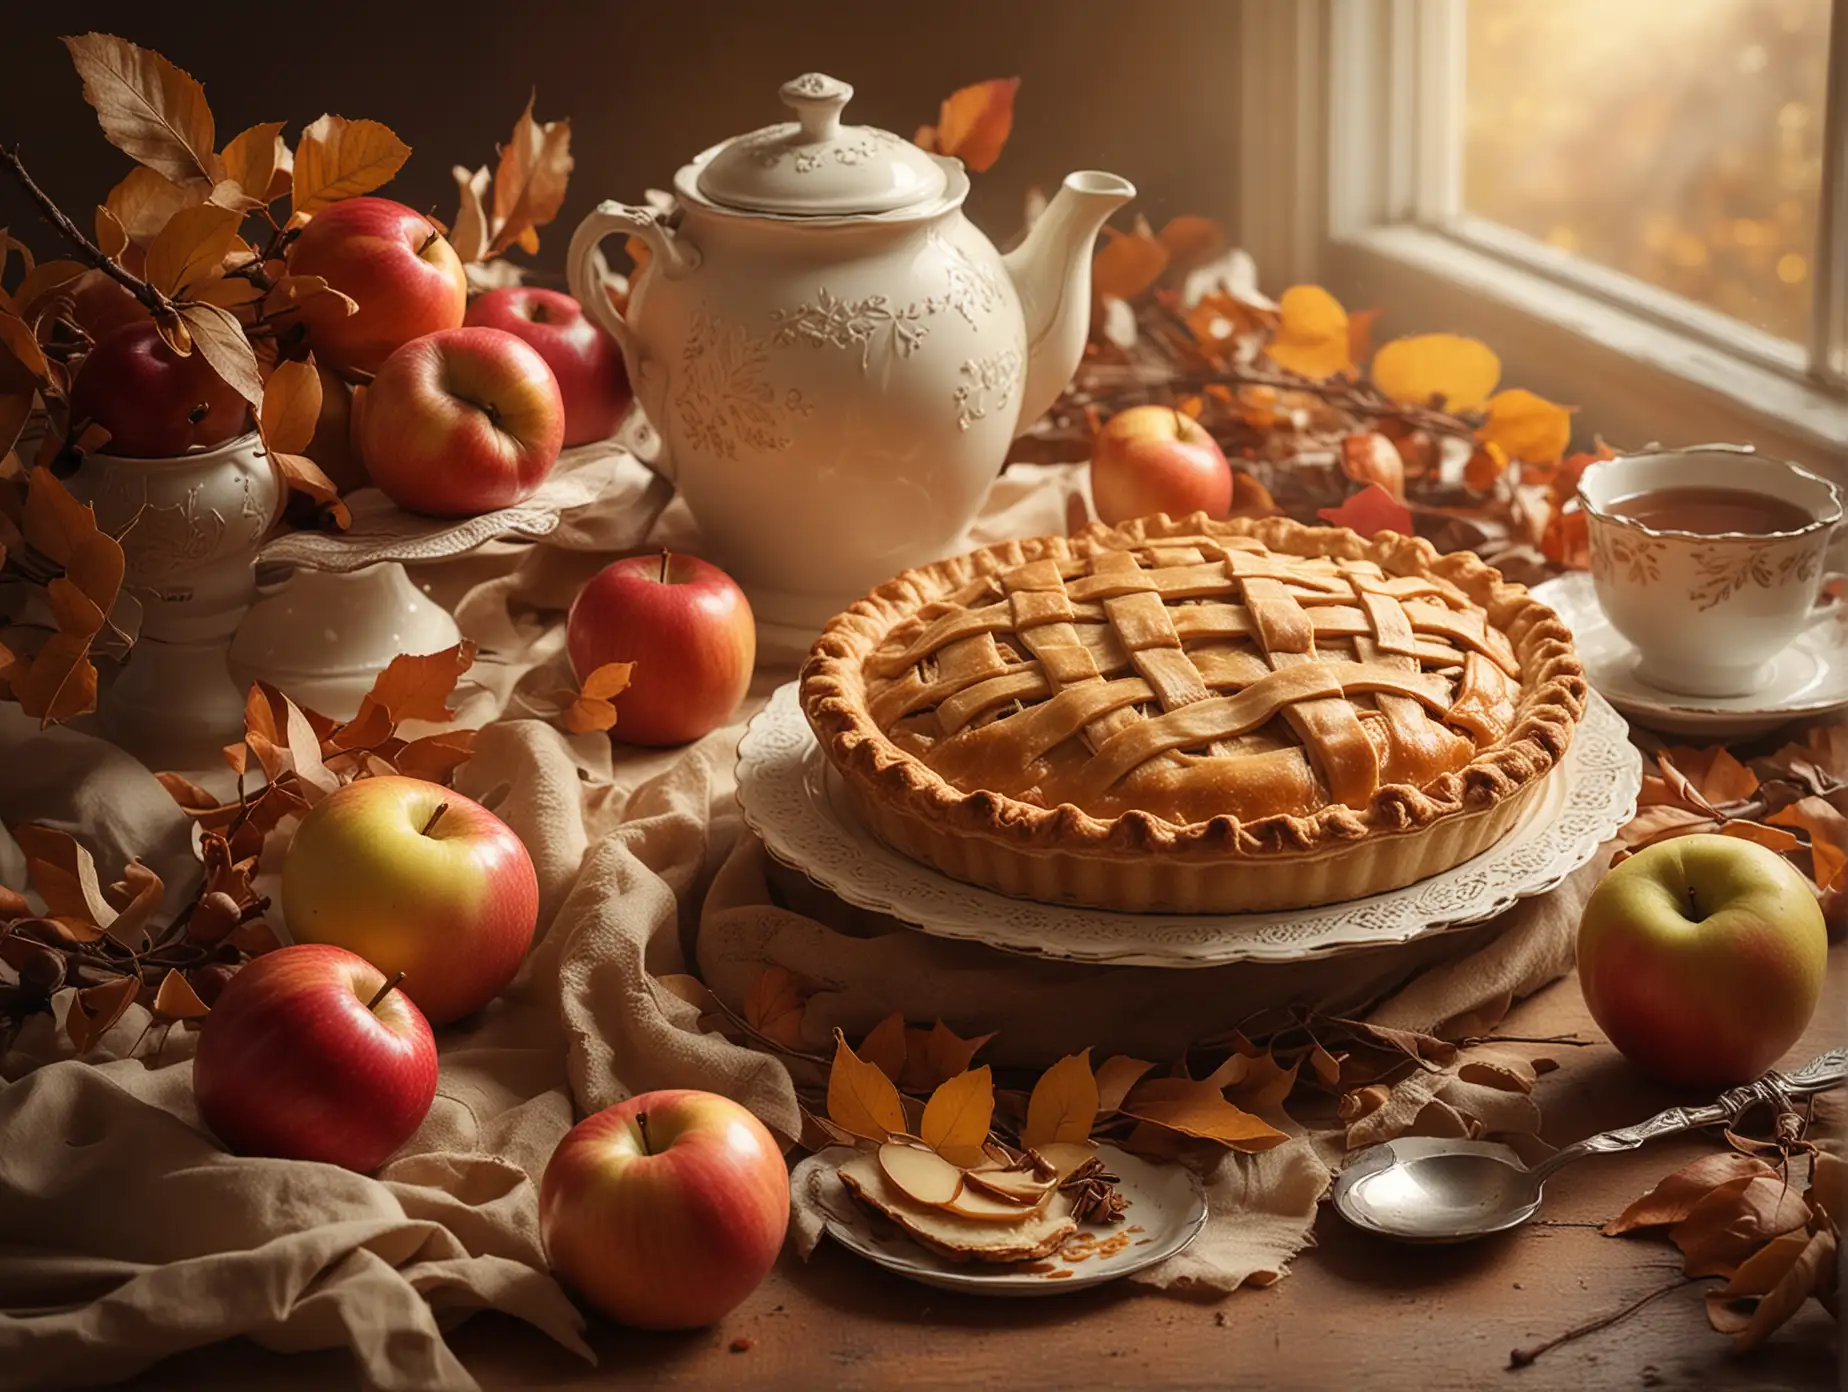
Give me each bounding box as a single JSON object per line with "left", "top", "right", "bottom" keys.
{"left": 792, "top": 1143, "right": 1208, "bottom": 1296}
{"left": 736, "top": 682, "right": 1641, "bottom": 967}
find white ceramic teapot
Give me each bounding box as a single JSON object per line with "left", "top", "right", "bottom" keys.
{"left": 567, "top": 72, "right": 1132, "bottom": 635}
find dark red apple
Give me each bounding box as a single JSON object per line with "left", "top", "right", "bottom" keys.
{"left": 68, "top": 320, "right": 250, "bottom": 457}
{"left": 464, "top": 287, "right": 631, "bottom": 446}
{"left": 192, "top": 943, "right": 437, "bottom": 1172}
{"left": 567, "top": 552, "right": 756, "bottom": 746}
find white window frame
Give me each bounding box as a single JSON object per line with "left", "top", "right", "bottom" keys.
{"left": 1236, "top": 0, "right": 1848, "bottom": 478}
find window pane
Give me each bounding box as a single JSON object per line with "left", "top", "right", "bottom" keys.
{"left": 1464, "top": 0, "right": 1831, "bottom": 344}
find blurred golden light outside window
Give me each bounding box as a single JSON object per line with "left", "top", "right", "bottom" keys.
{"left": 1464, "top": 0, "right": 1832, "bottom": 345}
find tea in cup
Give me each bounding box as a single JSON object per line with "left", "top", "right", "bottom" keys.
{"left": 1576, "top": 445, "right": 1842, "bottom": 698}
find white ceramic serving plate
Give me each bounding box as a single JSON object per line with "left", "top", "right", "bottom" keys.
{"left": 793, "top": 1143, "right": 1207, "bottom": 1296}
{"left": 1532, "top": 571, "right": 1848, "bottom": 738}
{"left": 735, "top": 682, "right": 1641, "bottom": 967}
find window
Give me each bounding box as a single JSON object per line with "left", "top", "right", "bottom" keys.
{"left": 1236, "top": 0, "right": 1848, "bottom": 473}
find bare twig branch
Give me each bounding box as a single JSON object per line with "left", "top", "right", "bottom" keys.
{"left": 0, "top": 146, "right": 168, "bottom": 314}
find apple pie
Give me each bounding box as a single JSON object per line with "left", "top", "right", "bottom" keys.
{"left": 801, "top": 514, "right": 1586, "bottom": 914}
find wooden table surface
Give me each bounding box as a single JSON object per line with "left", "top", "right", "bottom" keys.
{"left": 133, "top": 953, "right": 1843, "bottom": 1392}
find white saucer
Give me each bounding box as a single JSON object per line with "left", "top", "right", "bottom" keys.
{"left": 1531, "top": 572, "right": 1848, "bottom": 738}
{"left": 794, "top": 1143, "right": 1208, "bottom": 1297}
{"left": 735, "top": 682, "right": 1640, "bottom": 967}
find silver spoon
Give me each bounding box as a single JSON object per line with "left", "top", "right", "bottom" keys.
{"left": 1332, "top": 1047, "right": 1846, "bottom": 1243}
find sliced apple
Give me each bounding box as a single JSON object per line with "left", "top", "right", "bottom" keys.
{"left": 877, "top": 1141, "right": 963, "bottom": 1206}
{"left": 963, "top": 1167, "right": 1057, "bottom": 1206}
{"left": 1032, "top": 1141, "right": 1100, "bottom": 1181}
{"left": 838, "top": 1152, "right": 1077, "bottom": 1263}
{"left": 942, "top": 1183, "right": 1054, "bottom": 1222}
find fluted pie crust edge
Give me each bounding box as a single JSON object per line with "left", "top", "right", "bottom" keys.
{"left": 800, "top": 513, "right": 1588, "bottom": 914}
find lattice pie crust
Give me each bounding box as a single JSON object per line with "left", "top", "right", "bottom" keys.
{"left": 802, "top": 514, "right": 1586, "bottom": 914}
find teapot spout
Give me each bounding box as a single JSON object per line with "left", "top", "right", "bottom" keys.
{"left": 1002, "top": 171, "right": 1134, "bottom": 435}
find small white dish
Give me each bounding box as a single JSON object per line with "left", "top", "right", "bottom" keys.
{"left": 794, "top": 1143, "right": 1207, "bottom": 1296}
{"left": 735, "top": 682, "right": 1640, "bottom": 966}
{"left": 1532, "top": 571, "right": 1848, "bottom": 738}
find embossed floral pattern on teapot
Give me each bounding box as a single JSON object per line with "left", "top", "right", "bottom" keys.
{"left": 568, "top": 73, "right": 1133, "bottom": 634}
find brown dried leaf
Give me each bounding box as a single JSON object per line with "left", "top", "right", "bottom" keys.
{"left": 1156, "top": 216, "right": 1225, "bottom": 276}
{"left": 1210, "top": 1050, "right": 1302, "bottom": 1116}
{"left": 487, "top": 96, "right": 574, "bottom": 258}
{"left": 920, "top": 1066, "right": 994, "bottom": 1163}
{"left": 1322, "top": 1014, "right": 1458, "bottom": 1071}
{"left": 562, "top": 660, "right": 633, "bottom": 735}
{"left": 858, "top": 1011, "right": 908, "bottom": 1085}
{"left": 94, "top": 205, "right": 129, "bottom": 259}
{"left": 1770, "top": 797, "right": 1848, "bottom": 889}
{"left": 924, "top": 77, "right": 1019, "bottom": 173}
{"left": 901, "top": 1020, "right": 996, "bottom": 1092}
{"left": 273, "top": 452, "right": 350, "bottom": 528}
{"left": 1120, "top": 1076, "right": 1290, "bottom": 1151}
{"left": 218, "top": 122, "right": 288, "bottom": 205}
{"left": 6, "top": 633, "right": 100, "bottom": 724}
{"left": 1806, "top": 1152, "right": 1845, "bottom": 1233}
{"left": 0, "top": 310, "right": 48, "bottom": 382}
{"left": 827, "top": 1028, "right": 907, "bottom": 1143}
{"left": 1645, "top": 745, "right": 1759, "bottom": 812}
{"left": 12, "top": 261, "right": 88, "bottom": 319}
{"left": 174, "top": 301, "right": 262, "bottom": 406}
{"left": 355, "top": 641, "right": 477, "bottom": 727}
{"left": 105, "top": 166, "right": 201, "bottom": 246}
{"left": 449, "top": 164, "right": 493, "bottom": 264}
{"left": 0, "top": 885, "right": 28, "bottom": 921}
{"left": 144, "top": 204, "right": 242, "bottom": 298}
{"left": 1095, "top": 1055, "right": 1157, "bottom": 1116}
{"left": 102, "top": 855, "right": 162, "bottom": 950}
{"left": 291, "top": 115, "right": 411, "bottom": 217}
{"left": 1093, "top": 227, "right": 1168, "bottom": 303}
{"left": 151, "top": 967, "right": 210, "bottom": 1021}
{"left": 62, "top": 34, "right": 217, "bottom": 186}
{"left": 1709, "top": 1225, "right": 1837, "bottom": 1349}
{"left": 65, "top": 972, "right": 141, "bottom": 1052}
{"left": 742, "top": 965, "right": 814, "bottom": 1049}
{"left": 393, "top": 729, "right": 478, "bottom": 783}
{"left": 1671, "top": 1174, "right": 1812, "bottom": 1278}
{"left": 260, "top": 358, "right": 322, "bottom": 456}
{"left": 10, "top": 824, "right": 118, "bottom": 929}
{"left": 1022, "top": 1049, "right": 1098, "bottom": 1150}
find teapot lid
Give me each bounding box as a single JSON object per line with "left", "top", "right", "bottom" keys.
{"left": 694, "top": 74, "right": 949, "bottom": 216}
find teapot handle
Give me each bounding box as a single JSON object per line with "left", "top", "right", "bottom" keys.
{"left": 566, "top": 202, "right": 698, "bottom": 484}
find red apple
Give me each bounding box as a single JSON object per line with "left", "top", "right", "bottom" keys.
{"left": 192, "top": 943, "right": 437, "bottom": 1172}
{"left": 464, "top": 287, "right": 631, "bottom": 446}
{"left": 566, "top": 552, "right": 755, "bottom": 746}
{"left": 540, "top": 1090, "right": 789, "bottom": 1330}
{"left": 355, "top": 326, "right": 564, "bottom": 517}
{"left": 1089, "top": 404, "right": 1233, "bottom": 525}
{"left": 1578, "top": 834, "right": 1828, "bottom": 1086}
{"left": 67, "top": 320, "right": 250, "bottom": 457}
{"left": 282, "top": 776, "right": 539, "bottom": 1025}
{"left": 286, "top": 197, "right": 468, "bottom": 376}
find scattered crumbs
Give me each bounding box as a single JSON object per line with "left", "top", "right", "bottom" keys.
{"left": 1044, "top": 1269, "right": 1075, "bottom": 1280}
{"left": 771, "top": 1305, "right": 785, "bottom": 1313}
{"left": 1512, "top": 1282, "right": 1523, "bottom": 1290}
{"left": 1135, "top": 1238, "right": 1153, "bottom": 1246}
{"left": 729, "top": 1336, "right": 755, "bottom": 1354}
{"left": 1640, "top": 1368, "right": 1662, "bottom": 1388}
{"left": 1215, "top": 1311, "right": 1228, "bottom": 1328}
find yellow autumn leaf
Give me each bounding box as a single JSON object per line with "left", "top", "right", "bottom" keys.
{"left": 62, "top": 34, "right": 217, "bottom": 187}
{"left": 1119, "top": 1076, "right": 1290, "bottom": 1152}
{"left": 219, "top": 121, "right": 289, "bottom": 205}
{"left": 858, "top": 1011, "right": 908, "bottom": 1083}
{"left": 144, "top": 204, "right": 243, "bottom": 298}
{"left": 1095, "top": 1055, "right": 1156, "bottom": 1115}
{"left": 920, "top": 1065, "right": 994, "bottom": 1165}
{"left": 1264, "top": 284, "right": 1351, "bottom": 379}
{"left": 1477, "top": 388, "right": 1574, "bottom": 465}
{"left": 292, "top": 115, "right": 411, "bottom": 216}
{"left": 261, "top": 359, "right": 322, "bottom": 455}
{"left": 105, "top": 165, "right": 201, "bottom": 246}
{"left": 1371, "top": 333, "right": 1501, "bottom": 412}
{"left": 1021, "top": 1048, "right": 1098, "bottom": 1150}
{"left": 827, "top": 1029, "right": 908, "bottom": 1143}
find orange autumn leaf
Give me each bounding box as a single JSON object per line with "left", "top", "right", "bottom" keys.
{"left": 1347, "top": 305, "right": 1383, "bottom": 367}
{"left": 11, "top": 824, "right": 119, "bottom": 928}
{"left": 742, "top": 965, "right": 814, "bottom": 1049}
{"left": 1184, "top": 292, "right": 1275, "bottom": 359}
{"left": 1464, "top": 442, "right": 1509, "bottom": 494}
{"left": 1092, "top": 226, "right": 1168, "bottom": 302}
{"left": 1119, "top": 1076, "right": 1290, "bottom": 1151}
{"left": 1540, "top": 503, "right": 1589, "bottom": 570}
{"left": 1021, "top": 1049, "right": 1097, "bottom": 1150}
{"left": 562, "top": 660, "right": 634, "bottom": 735}
{"left": 353, "top": 641, "right": 477, "bottom": 728}
{"left": 900, "top": 1019, "right": 995, "bottom": 1092}
{"left": 1478, "top": 388, "right": 1574, "bottom": 465}
{"left": 1155, "top": 215, "right": 1224, "bottom": 275}
{"left": 1094, "top": 1055, "right": 1157, "bottom": 1115}
{"left": 1371, "top": 333, "right": 1501, "bottom": 412}
{"left": 919, "top": 1065, "right": 994, "bottom": 1163}
{"left": 858, "top": 1011, "right": 909, "bottom": 1084}
{"left": 1645, "top": 745, "right": 1760, "bottom": 811}
{"left": 152, "top": 967, "right": 210, "bottom": 1020}
{"left": 916, "top": 77, "right": 1019, "bottom": 173}
{"left": 827, "top": 1028, "right": 908, "bottom": 1143}
{"left": 1263, "top": 285, "right": 1350, "bottom": 380}
{"left": 1603, "top": 1151, "right": 1775, "bottom": 1234}
{"left": 1718, "top": 821, "right": 1803, "bottom": 856}
{"left": 1318, "top": 482, "right": 1413, "bottom": 540}
{"left": 1769, "top": 797, "right": 1848, "bottom": 888}
{"left": 65, "top": 973, "right": 141, "bottom": 1053}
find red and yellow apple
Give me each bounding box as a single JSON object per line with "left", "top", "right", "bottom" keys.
{"left": 282, "top": 776, "right": 539, "bottom": 1025}
{"left": 354, "top": 326, "right": 565, "bottom": 517}
{"left": 68, "top": 320, "right": 250, "bottom": 457}
{"left": 540, "top": 1090, "right": 789, "bottom": 1329}
{"left": 193, "top": 943, "right": 437, "bottom": 1172}
{"left": 566, "top": 552, "right": 755, "bottom": 746}
{"left": 1578, "top": 834, "right": 1828, "bottom": 1087}
{"left": 286, "top": 196, "right": 468, "bottom": 376}
{"left": 1089, "top": 404, "right": 1233, "bottom": 525}
{"left": 464, "top": 286, "right": 631, "bottom": 446}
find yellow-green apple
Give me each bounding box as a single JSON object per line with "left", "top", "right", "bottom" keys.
{"left": 192, "top": 943, "right": 437, "bottom": 1172}
{"left": 566, "top": 552, "right": 755, "bottom": 746}
{"left": 286, "top": 197, "right": 467, "bottom": 376}
{"left": 464, "top": 287, "right": 631, "bottom": 446}
{"left": 68, "top": 320, "right": 250, "bottom": 456}
{"left": 1089, "top": 404, "right": 1233, "bottom": 525}
{"left": 540, "top": 1090, "right": 789, "bottom": 1329}
{"left": 355, "top": 326, "right": 564, "bottom": 517}
{"left": 1578, "top": 834, "right": 1827, "bottom": 1086}
{"left": 282, "top": 776, "right": 539, "bottom": 1025}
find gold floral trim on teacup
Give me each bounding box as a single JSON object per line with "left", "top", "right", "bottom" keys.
{"left": 1588, "top": 524, "right": 1825, "bottom": 612}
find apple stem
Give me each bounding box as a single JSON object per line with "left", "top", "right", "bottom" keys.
{"left": 1688, "top": 883, "right": 1699, "bottom": 918}
{"left": 367, "top": 971, "right": 407, "bottom": 1012}
{"left": 419, "top": 226, "right": 441, "bottom": 256}
{"left": 659, "top": 549, "right": 670, "bottom": 584}
{"left": 422, "top": 803, "right": 450, "bottom": 837}
{"left": 636, "top": 1110, "right": 653, "bottom": 1156}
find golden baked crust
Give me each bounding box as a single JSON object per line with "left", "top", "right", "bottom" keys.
{"left": 801, "top": 513, "right": 1586, "bottom": 913}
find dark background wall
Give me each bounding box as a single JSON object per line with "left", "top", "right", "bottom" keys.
{"left": 0, "top": 0, "right": 1244, "bottom": 274}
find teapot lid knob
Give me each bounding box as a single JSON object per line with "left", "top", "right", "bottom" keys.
{"left": 780, "top": 73, "right": 852, "bottom": 143}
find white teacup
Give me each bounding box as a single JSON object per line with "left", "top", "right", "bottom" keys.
{"left": 1576, "top": 445, "right": 1843, "bottom": 698}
